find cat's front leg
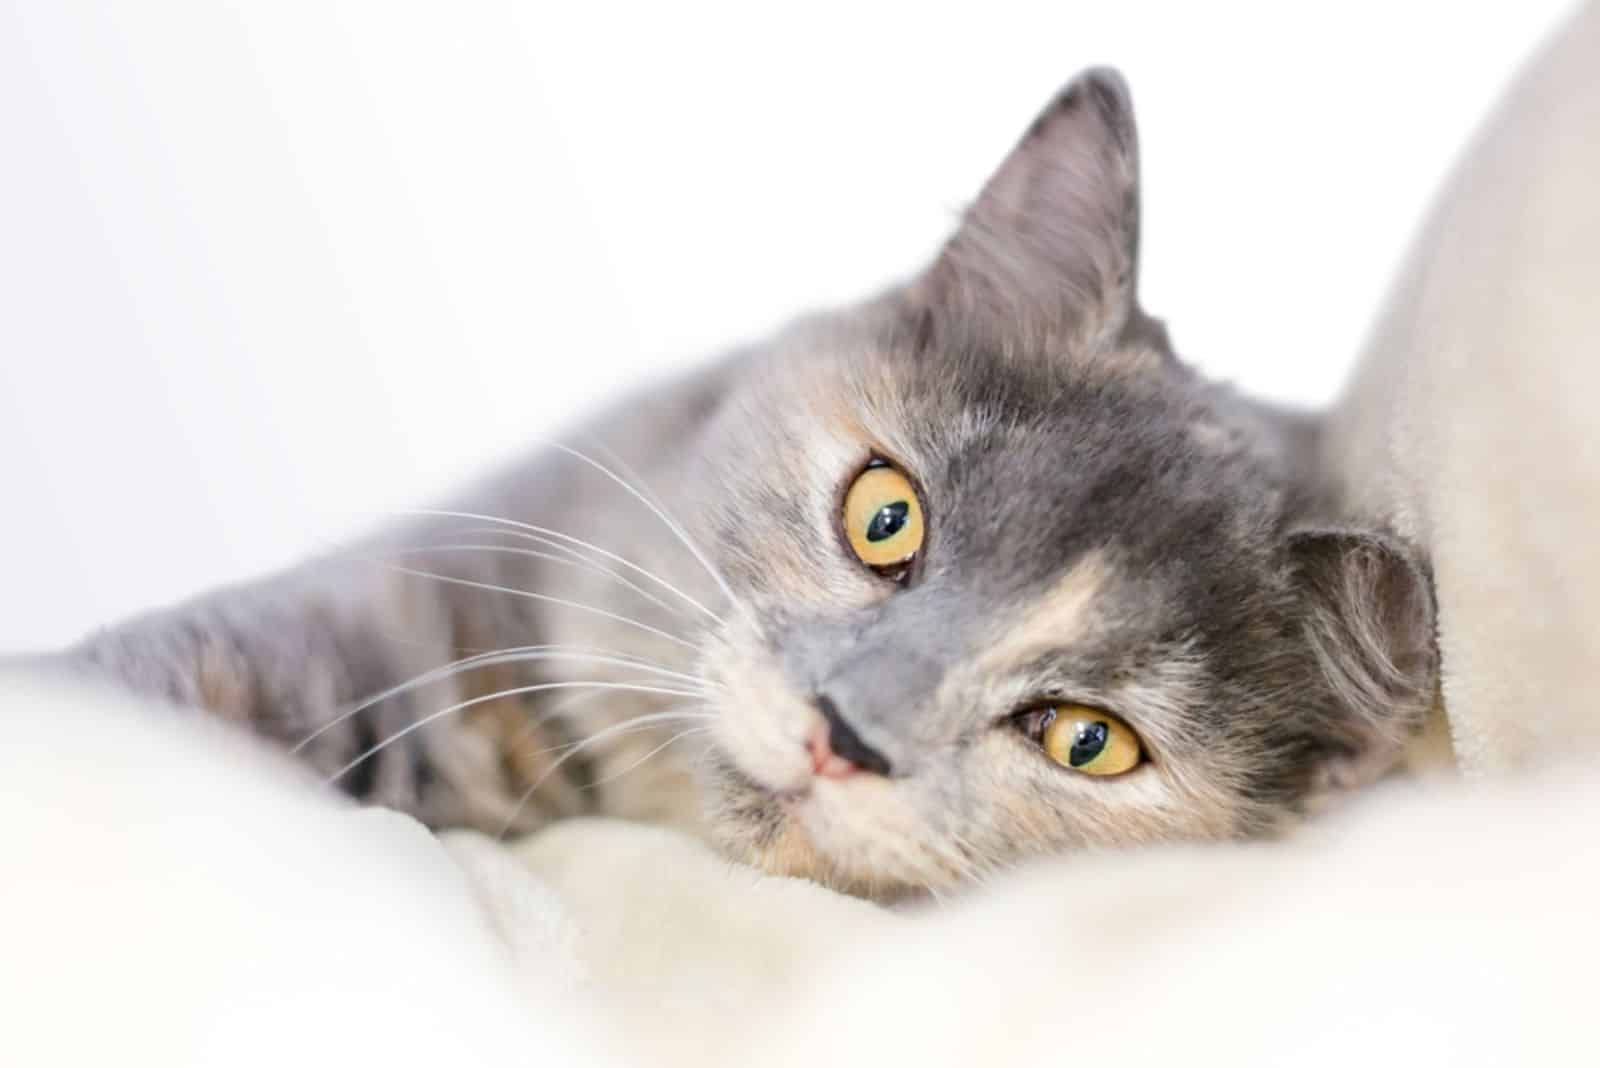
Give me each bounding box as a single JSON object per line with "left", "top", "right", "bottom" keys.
{"left": 25, "top": 550, "right": 602, "bottom": 835}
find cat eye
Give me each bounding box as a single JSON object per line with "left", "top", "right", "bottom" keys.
{"left": 1021, "top": 704, "right": 1144, "bottom": 777}
{"left": 842, "top": 461, "right": 925, "bottom": 573}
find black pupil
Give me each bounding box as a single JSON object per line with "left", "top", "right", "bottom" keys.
{"left": 1068, "top": 721, "right": 1109, "bottom": 767}
{"left": 865, "top": 501, "right": 910, "bottom": 543}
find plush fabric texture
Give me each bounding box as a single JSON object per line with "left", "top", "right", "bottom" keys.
{"left": 1324, "top": 2, "right": 1600, "bottom": 774}
{"left": 3, "top": 671, "right": 1598, "bottom": 1068}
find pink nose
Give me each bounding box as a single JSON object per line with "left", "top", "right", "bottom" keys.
{"left": 806, "top": 720, "right": 861, "bottom": 780}
{"left": 807, "top": 694, "right": 894, "bottom": 778}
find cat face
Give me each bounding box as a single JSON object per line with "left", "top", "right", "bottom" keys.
{"left": 685, "top": 70, "right": 1436, "bottom": 898}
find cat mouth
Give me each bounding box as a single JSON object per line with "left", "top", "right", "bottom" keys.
{"left": 701, "top": 665, "right": 918, "bottom": 882}
{"left": 708, "top": 737, "right": 842, "bottom": 828}
{"left": 706, "top": 739, "right": 943, "bottom": 899}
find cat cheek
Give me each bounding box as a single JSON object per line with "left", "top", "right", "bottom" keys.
{"left": 709, "top": 705, "right": 814, "bottom": 797}
{"left": 704, "top": 661, "right": 820, "bottom": 797}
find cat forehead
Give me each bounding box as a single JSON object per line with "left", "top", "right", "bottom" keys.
{"left": 738, "top": 322, "right": 1192, "bottom": 457}
{"left": 784, "top": 339, "right": 1265, "bottom": 526}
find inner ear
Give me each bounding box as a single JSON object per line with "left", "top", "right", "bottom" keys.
{"left": 1288, "top": 528, "right": 1438, "bottom": 792}
{"left": 910, "top": 67, "right": 1147, "bottom": 354}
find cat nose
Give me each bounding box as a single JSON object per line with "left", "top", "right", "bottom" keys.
{"left": 808, "top": 694, "right": 893, "bottom": 778}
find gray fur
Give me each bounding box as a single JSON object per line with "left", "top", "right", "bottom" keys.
{"left": 38, "top": 68, "right": 1436, "bottom": 898}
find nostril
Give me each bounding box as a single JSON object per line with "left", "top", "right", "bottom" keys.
{"left": 814, "top": 694, "right": 893, "bottom": 777}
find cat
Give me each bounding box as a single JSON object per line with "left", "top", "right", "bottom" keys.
{"left": 38, "top": 68, "right": 1436, "bottom": 900}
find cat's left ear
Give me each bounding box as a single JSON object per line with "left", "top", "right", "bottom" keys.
{"left": 910, "top": 67, "right": 1159, "bottom": 353}
{"left": 1287, "top": 528, "right": 1438, "bottom": 793}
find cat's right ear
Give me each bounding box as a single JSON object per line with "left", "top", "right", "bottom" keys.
{"left": 907, "top": 68, "right": 1153, "bottom": 355}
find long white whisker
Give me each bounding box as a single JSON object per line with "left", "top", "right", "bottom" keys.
{"left": 493, "top": 706, "right": 712, "bottom": 838}
{"left": 404, "top": 509, "right": 724, "bottom": 625}
{"left": 577, "top": 435, "right": 740, "bottom": 641}
{"left": 381, "top": 562, "right": 698, "bottom": 651}
{"left": 429, "top": 527, "right": 697, "bottom": 624}
{"left": 506, "top": 681, "right": 694, "bottom": 751}
{"left": 326, "top": 681, "right": 707, "bottom": 785}
{"left": 292, "top": 645, "right": 710, "bottom": 754}
{"left": 880, "top": 834, "right": 947, "bottom": 905}
{"left": 582, "top": 725, "right": 712, "bottom": 792}
{"left": 392, "top": 542, "right": 694, "bottom": 623}
{"left": 530, "top": 685, "right": 615, "bottom": 719}
{"left": 581, "top": 434, "right": 678, "bottom": 533}
{"left": 538, "top": 709, "right": 717, "bottom": 753}
{"left": 533, "top": 439, "right": 752, "bottom": 626}
{"left": 888, "top": 833, "right": 949, "bottom": 905}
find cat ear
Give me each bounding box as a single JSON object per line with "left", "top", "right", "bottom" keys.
{"left": 910, "top": 67, "right": 1152, "bottom": 353}
{"left": 1287, "top": 528, "right": 1438, "bottom": 794}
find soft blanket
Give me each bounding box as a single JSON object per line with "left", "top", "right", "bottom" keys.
{"left": 4, "top": 672, "right": 1598, "bottom": 1068}
{"left": 1326, "top": 1, "right": 1600, "bottom": 773}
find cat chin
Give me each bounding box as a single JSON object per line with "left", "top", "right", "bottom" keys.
{"left": 738, "top": 811, "right": 938, "bottom": 902}
{"left": 703, "top": 755, "right": 949, "bottom": 900}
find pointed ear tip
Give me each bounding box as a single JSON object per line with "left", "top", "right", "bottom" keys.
{"left": 1077, "top": 66, "right": 1132, "bottom": 95}
{"left": 1059, "top": 66, "right": 1134, "bottom": 115}
{"left": 1037, "top": 67, "right": 1136, "bottom": 154}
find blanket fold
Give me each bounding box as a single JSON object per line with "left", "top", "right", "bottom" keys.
{"left": 1325, "top": 1, "right": 1600, "bottom": 774}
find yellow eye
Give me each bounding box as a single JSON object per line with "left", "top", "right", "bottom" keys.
{"left": 1040, "top": 706, "right": 1143, "bottom": 776}
{"left": 842, "top": 463, "right": 925, "bottom": 571}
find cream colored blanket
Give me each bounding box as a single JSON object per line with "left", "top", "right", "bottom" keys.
{"left": 3, "top": 673, "right": 1597, "bottom": 1068}
{"left": 8, "top": 7, "right": 1600, "bottom": 1066}
{"left": 1326, "top": 1, "right": 1600, "bottom": 772}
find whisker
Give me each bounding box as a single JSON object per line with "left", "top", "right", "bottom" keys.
{"left": 581, "top": 725, "right": 712, "bottom": 792}
{"left": 391, "top": 541, "right": 694, "bottom": 623}
{"left": 532, "top": 439, "right": 753, "bottom": 627}
{"left": 523, "top": 681, "right": 626, "bottom": 721}
{"left": 404, "top": 508, "right": 724, "bottom": 625}
{"left": 292, "top": 645, "right": 710, "bottom": 754}
{"left": 891, "top": 837, "right": 953, "bottom": 902}
{"left": 390, "top": 537, "right": 691, "bottom": 620}
{"left": 878, "top": 832, "right": 947, "bottom": 905}
{"left": 326, "top": 681, "right": 708, "bottom": 786}
{"left": 493, "top": 705, "right": 713, "bottom": 838}
{"left": 581, "top": 433, "right": 678, "bottom": 533}
{"left": 381, "top": 562, "right": 699, "bottom": 651}
{"left": 504, "top": 674, "right": 694, "bottom": 751}
{"left": 538, "top": 709, "right": 718, "bottom": 753}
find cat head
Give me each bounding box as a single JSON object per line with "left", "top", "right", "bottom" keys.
{"left": 686, "top": 70, "right": 1436, "bottom": 897}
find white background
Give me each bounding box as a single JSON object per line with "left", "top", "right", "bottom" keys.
{"left": 0, "top": 1, "right": 1576, "bottom": 650}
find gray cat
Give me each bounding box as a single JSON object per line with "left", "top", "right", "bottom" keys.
{"left": 41, "top": 69, "right": 1436, "bottom": 899}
